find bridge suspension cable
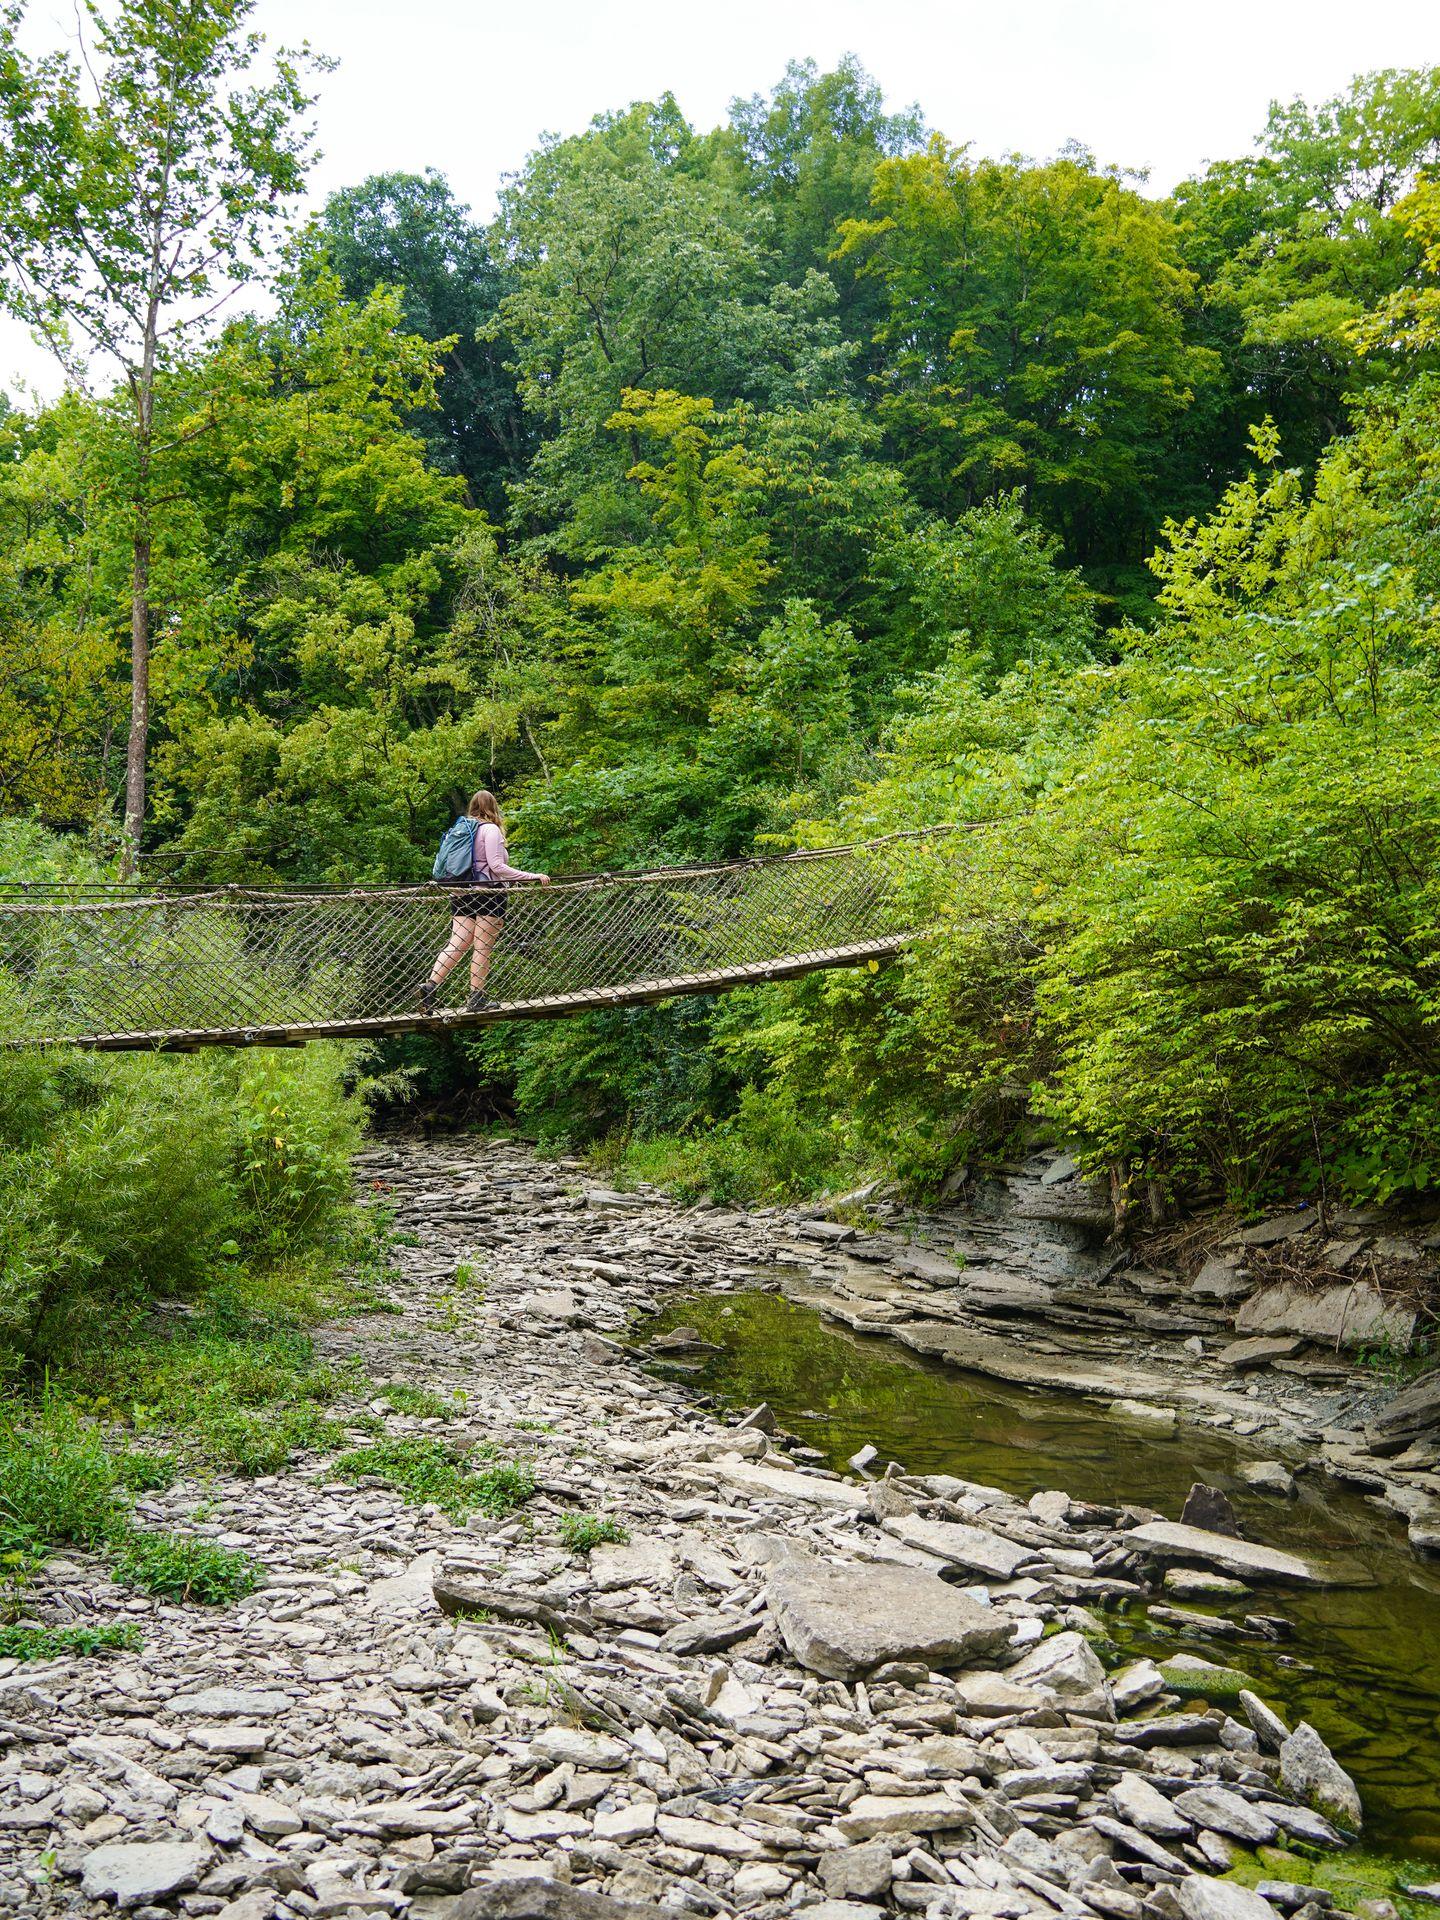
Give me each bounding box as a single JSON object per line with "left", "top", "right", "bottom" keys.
{"left": 0, "top": 830, "right": 958, "bottom": 1053}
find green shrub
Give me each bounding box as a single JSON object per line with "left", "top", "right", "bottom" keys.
{"left": 558, "top": 1512, "right": 629, "bottom": 1553}
{"left": 0, "top": 1394, "right": 119, "bottom": 1552}
{"left": 382, "top": 1382, "right": 451, "bottom": 1420}
{"left": 109, "top": 1528, "right": 260, "bottom": 1605}
{"left": 113, "top": 1449, "right": 179, "bottom": 1493}
{"left": 0, "top": 1035, "right": 363, "bottom": 1373}
{"left": 329, "top": 1436, "right": 536, "bottom": 1519}
{"left": 0, "top": 1621, "right": 142, "bottom": 1660}
{"left": 234, "top": 1048, "right": 363, "bottom": 1251}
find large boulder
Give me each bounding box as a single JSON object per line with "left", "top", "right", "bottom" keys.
{"left": 765, "top": 1550, "right": 1012, "bottom": 1680}
{"left": 1005, "top": 1629, "right": 1106, "bottom": 1697}
{"left": 1279, "top": 1721, "right": 1363, "bottom": 1832}
{"left": 1176, "top": 1875, "right": 1284, "bottom": 1920}
{"left": 81, "top": 1841, "right": 211, "bottom": 1908}
{"left": 1367, "top": 1367, "right": 1440, "bottom": 1447}
{"left": 1235, "top": 1281, "right": 1414, "bottom": 1351}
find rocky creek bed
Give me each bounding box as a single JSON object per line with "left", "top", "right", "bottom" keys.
{"left": 2, "top": 1137, "right": 1437, "bottom": 1920}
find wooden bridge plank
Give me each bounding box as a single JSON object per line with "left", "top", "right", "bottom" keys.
{"left": 43, "top": 935, "right": 911, "bottom": 1053}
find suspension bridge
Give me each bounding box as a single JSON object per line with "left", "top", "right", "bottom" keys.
{"left": 0, "top": 831, "right": 950, "bottom": 1053}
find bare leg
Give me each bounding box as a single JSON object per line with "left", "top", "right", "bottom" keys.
{"left": 470, "top": 915, "right": 504, "bottom": 992}
{"left": 431, "top": 916, "right": 476, "bottom": 987}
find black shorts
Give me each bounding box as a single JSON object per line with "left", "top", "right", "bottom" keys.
{"left": 449, "top": 887, "right": 507, "bottom": 920}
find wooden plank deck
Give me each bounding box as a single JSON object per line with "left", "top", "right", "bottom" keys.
{"left": 34, "top": 934, "right": 911, "bottom": 1053}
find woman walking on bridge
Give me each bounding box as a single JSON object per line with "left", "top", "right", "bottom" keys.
{"left": 421, "top": 791, "right": 549, "bottom": 1014}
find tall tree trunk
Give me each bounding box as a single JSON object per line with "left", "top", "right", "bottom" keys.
{"left": 122, "top": 514, "right": 151, "bottom": 873}
{"left": 119, "top": 338, "right": 156, "bottom": 880}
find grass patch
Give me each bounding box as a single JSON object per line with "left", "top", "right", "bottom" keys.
{"left": 328, "top": 1436, "right": 536, "bottom": 1520}
{"left": 382, "top": 1383, "right": 451, "bottom": 1421}
{"left": 113, "top": 1450, "right": 180, "bottom": 1494}
{"left": 558, "top": 1513, "right": 629, "bottom": 1554}
{"left": 108, "top": 1529, "right": 260, "bottom": 1606}
{"left": 0, "top": 1394, "right": 118, "bottom": 1551}
{"left": 63, "top": 1298, "right": 357, "bottom": 1477}
{"left": 0, "top": 1395, "right": 261, "bottom": 1607}
{"left": 0, "top": 1621, "right": 142, "bottom": 1661}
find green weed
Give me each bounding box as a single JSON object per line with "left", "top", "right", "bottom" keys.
{"left": 113, "top": 1450, "right": 179, "bottom": 1494}
{"left": 108, "top": 1529, "right": 260, "bottom": 1605}
{"left": 328, "top": 1437, "right": 536, "bottom": 1520}
{"left": 382, "top": 1383, "right": 451, "bottom": 1421}
{"left": 0, "top": 1622, "right": 142, "bottom": 1661}
{"left": 558, "top": 1513, "right": 629, "bottom": 1554}
{"left": 0, "top": 1394, "right": 119, "bottom": 1551}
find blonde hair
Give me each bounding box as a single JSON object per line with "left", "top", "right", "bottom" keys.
{"left": 467, "top": 790, "right": 503, "bottom": 828}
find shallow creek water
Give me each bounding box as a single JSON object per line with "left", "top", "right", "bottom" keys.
{"left": 639, "top": 1288, "right": 1440, "bottom": 1866}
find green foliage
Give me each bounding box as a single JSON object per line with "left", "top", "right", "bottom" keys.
{"left": 381, "top": 1382, "right": 451, "bottom": 1421}
{"left": 0, "top": 1393, "right": 119, "bottom": 1552}
{"left": 0, "top": 830, "right": 365, "bottom": 1375}
{"left": 108, "top": 1528, "right": 260, "bottom": 1605}
{"left": 839, "top": 141, "right": 1219, "bottom": 581}
{"left": 320, "top": 169, "right": 529, "bottom": 514}
{"left": 328, "top": 1436, "right": 536, "bottom": 1519}
{"left": 0, "top": 1393, "right": 258, "bottom": 1604}
{"left": 558, "top": 1512, "right": 629, "bottom": 1554}
{"left": 733, "top": 387, "right": 1440, "bottom": 1205}
{"left": 0, "top": 1622, "right": 142, "bottom": 1660}
{"left": 112, "top": 1450, "right": 179, "bottom": 1493}
{"left": 4, "top": 52, "right": 1440, "bottom": 1218}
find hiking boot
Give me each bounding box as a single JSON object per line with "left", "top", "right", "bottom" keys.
{"left": 464, "top": 991, "right": 491, "bottom": 1013}
{"left": 418, "top": 980, "right": 438, "bottom": 1014}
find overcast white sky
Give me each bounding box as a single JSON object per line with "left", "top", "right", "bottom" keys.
{"left": 4, "top": 0, "right": 1438, "bottom": 401}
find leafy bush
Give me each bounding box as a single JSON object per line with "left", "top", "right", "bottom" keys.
{"left": 728, "top": 396, "right": 1440, "bottom": 1205}
{"left": 329, "top": 1436, "right": 536, "bottom": 1519}
{"left": 0, "top": 1394, "right": 119, "bottom": 1552}
{"left": 0, "top": 1622, "right": 142, "bottom": 1660}
{"left": 0, "top": 1014, "right": 363, "bottom": 1375}
{"left": 234, "top": 1048, "right": 363, "bottom": 1249}
{"left": 558, "top": 1512, "right": 629, "bottom": 1553}
{"left": 108, "top": 1528, "right": 260, "bottom": 1605}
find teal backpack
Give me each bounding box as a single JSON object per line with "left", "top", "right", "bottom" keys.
{"left": 432, "top": 816, "right": 477, "bottom": 881}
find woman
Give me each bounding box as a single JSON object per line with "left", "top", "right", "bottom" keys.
{"left": 421, "top": 791, "right": 549, "bottom": 1013}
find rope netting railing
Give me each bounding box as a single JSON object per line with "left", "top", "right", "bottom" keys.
{"left": 0, "top": 830, "right": 954, "bottom": 1052}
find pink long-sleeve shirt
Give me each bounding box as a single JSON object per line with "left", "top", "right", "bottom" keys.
{"left": 474, "top": 821, "right": 543, "bottom": 884}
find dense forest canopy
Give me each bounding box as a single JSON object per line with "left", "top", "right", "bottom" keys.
{"left": 1, "top": 0, "right": 1439, "bottom": 1219}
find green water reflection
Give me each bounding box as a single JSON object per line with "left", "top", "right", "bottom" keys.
{"left": 640, "top": 1289, "right": 1440, "bottom": 1863}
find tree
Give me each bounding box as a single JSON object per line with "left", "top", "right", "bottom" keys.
{"left": 839, "top": 142, "right": 1218, "bottom": 592}
{"left": 493, "top": 98, "right": 846, "bottom": 550}
{"left": 320, "top": 170, "right": 530, "bottom": 517}
{"left": 720, "top": 57, "right": 924, "bottom": 353}
{"left": 0, "top": 0, "right": 323, "bottom": 864}
{"left": 1172, "top": 68, "right": 1440, "bottom": 474}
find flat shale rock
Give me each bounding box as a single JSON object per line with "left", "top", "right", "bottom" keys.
{"left": 705, "top": 1458, "right": 867, "bottom": 1509}
{"left": 1368, "top": 1366, "right": 1440, "bottom": 1445}
{"left": 882, "top": 1513, "right": 1034, "bottom": 1579}
{"left": 1236, "top": 1281, "right": 1415, "bottom": 1351}
{"left": 1126, "top": 1520, "right": 1327, "bottom": 1586}
{"left": 455, "top": 1878, "right": 671, "bottom": 1920}
{"left": 765, "top": 1549, "right": 1012, "bottom": 1679}
{"left": 80, "top": 1839, "right": 211, "bottom": 1907}
{"left": 1005, "top": 1628, "right": 1106, "bottom": 1696}
{"left": 1177, "top": 1875, "right": 1285, "bottom": 1920}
